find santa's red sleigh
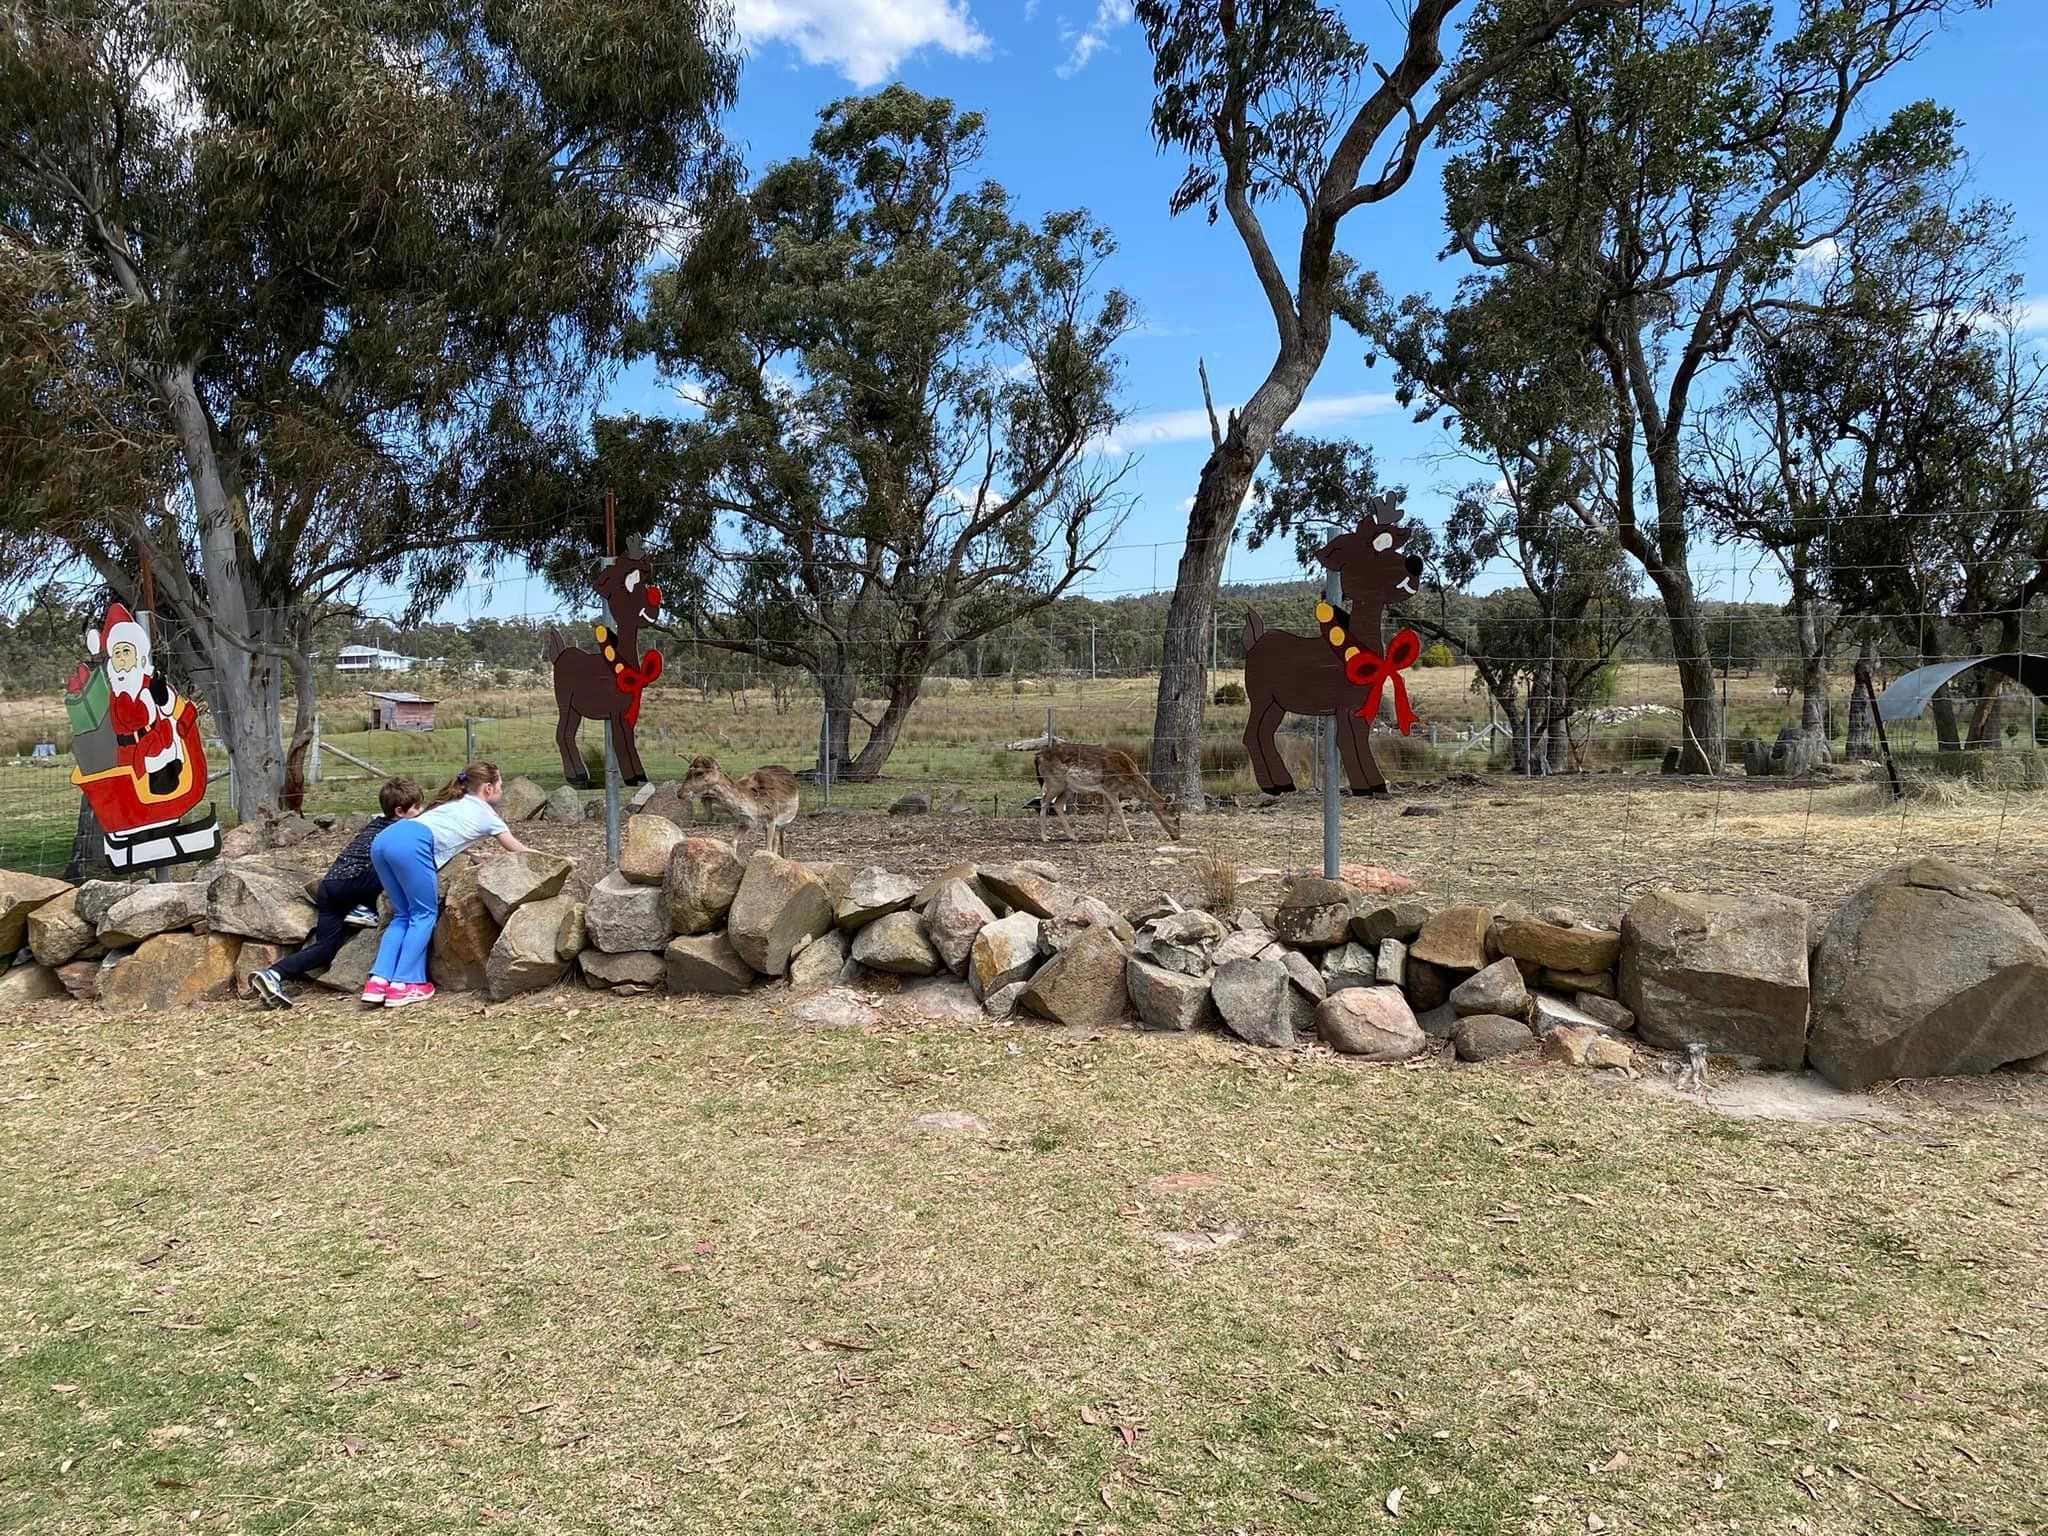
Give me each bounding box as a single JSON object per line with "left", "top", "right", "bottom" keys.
{"left": 66, "top": 604, "right": 221, "bottom": 871}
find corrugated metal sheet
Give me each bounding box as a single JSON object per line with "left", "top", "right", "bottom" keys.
{"left": 1876, "top": 653, "right": 2048, "bottom": 722}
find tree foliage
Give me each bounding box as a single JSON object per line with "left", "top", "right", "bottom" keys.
{"left": 0, "top": 0, "right": 737, "bottom": 812}
{"left": 624, "top": 85, "right": 1134, "bottom": 779}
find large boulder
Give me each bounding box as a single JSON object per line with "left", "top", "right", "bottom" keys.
{"left": 1272, "top": 876, "right": 1356, "bottom": 949}
{"left": 1450, "top": 957, "right": 1528, "bottom": 1019}
{"left": 664, "top": 932, "right": 755, "bottom": 995}
{"left": 1019, "top": 927, "right": 1128, "bottom": 1027}
{"left": 666, "top": 837, "right": 745, "bottom": 935}
{"left": 923, "top": 879, "right": 995, "bottom": 977}
{"left": 850, "top": 911, "right": 940, "bottom": 977}
{"left": 0, "top": 871, "right": 72, "bottom": 954}
{"left": 1621, "top": 891, "right": 1811, "bottom": 1068}
{"left": 1452, "top": 1013, "right": 1538, "bottom": 1062}
{"left": 476, "top": 851, "right": 574, "bottom": 926}
{"left": 579, "top": 949, "right": 666, "bottom": 989}
{"left": 1041, "top": 890, "right": 1131, "bottom": 955}
{"left": 969, "top": 912, "right": 1043, "bottom": 999}
{"left": 28, "top": 891, "right": 98, "bottom": 967}
{"left": 206, "top": 867, "right": 318, "bottom": 944}
{"left": 1319, "top": 940, "right": 1379, "bottom": 993}
{"left": 1316, "top": 987, "right": 1426, "bottom": 1061}
{"left": 499, "top": 776, "right": 550, "bottom": 822}
{"left": 98, "top": 882, "right": 208, "bottom": 948}
{"left": 1126, "top": 959, "right": 1216, "bottom": 1032}
{"left": 0, "top": 962, "right": 65, "bottom": 1005}
{"left": 543, "top": 784, "right": 586, "bottom": 824}
{"left": 838, "top": 868, "right": 921, "bottom": 930}
{"left": 1211, "top": 956, "right": 1308, "bottom": 1049}
{"left": 619, "top": 814, "right": 686, "bottom": 885}
{"left": 485, "top": 894, "right": 582, "bottom": 1001}
{"left": 73, "top": 880, "right": 136, "bottom": 931}
{"left": 1410, "top": 905, "right": 1491, "bottom": 972}
{"left": 1807, "top": 858, "right": 2048, "bottom": 1090}
{"left": 100, "top": 933, "right": 240, "bottom": 1010}
{"left": 726, "top": 853, "right": 834, "bottom": 977}
{"left": 1351, "top": 899, "right": 1427, "bottom": 945}
{"left": 55, "top": 959, "right": 106, "bottom": 1002}
{"left": 584, "top": 871, "right": 672, "bottom": 955}
{"left": 979, "top": 865, "right": 1061, "bottom": 920}
{"left": 799, "top": 862, "right": 854, "bottom": 904}
{"left": 787, "top": 929, "right": 852, "bottom": 993}
{"left": 1498, "top": 919, "right": 1619, "bottom": 976}
{"left": 429, "top": 860, "right": 502, "bottom": 992}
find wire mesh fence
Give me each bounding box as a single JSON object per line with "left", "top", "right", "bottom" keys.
{"left": 0, "top": 550, "right": 2041, "bottom": 920}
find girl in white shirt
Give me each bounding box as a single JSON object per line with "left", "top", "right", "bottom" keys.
{"left": 364, "top": 761, "right": 534, "bottom": 1008}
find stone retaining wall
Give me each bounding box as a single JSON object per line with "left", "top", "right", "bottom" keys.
{"left": 3, "top": 814, "right": 2045, "bottom": 1093}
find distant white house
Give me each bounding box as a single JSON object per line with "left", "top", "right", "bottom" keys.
{"left": 335, "top": 644, "right": 417, "bottom": 674}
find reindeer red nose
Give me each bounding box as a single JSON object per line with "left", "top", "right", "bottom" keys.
{"left": 644, "top": 585, "right": 662, "bottom": 613}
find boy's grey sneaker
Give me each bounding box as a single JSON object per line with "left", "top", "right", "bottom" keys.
{"left": 250, "top": 968, "right": 292, "bottom": 1010}
{"left": 344, "top": 905, "right": 378, "bottom": 928}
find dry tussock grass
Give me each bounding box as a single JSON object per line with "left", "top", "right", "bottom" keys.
{"left": 2, "top": 990, "right": 2044, "bottom": 1535}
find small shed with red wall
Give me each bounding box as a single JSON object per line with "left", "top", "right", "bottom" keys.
{"left": 367, "top": 692, "right": 437, "bottom": 731}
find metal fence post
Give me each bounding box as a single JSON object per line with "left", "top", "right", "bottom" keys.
{"left": 310, "top": 714, "right": 322, "bottom": 785}
{"left": 602, "top": 720, "right": 621, "bottom": 868}
{"left": 1322, "top": 570, "right": 1341, "bottom": 879}
{"left": 464, "top": 716, "right": 475, "bottom": 765}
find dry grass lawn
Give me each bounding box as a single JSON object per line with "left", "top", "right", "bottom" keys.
{"left": 3, "top": 986, "right": 2045, "bottom": 1535}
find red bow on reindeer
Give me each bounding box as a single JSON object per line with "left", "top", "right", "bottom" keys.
{"left": 1343, "top": 628, "right": 1422, "bottom": 735}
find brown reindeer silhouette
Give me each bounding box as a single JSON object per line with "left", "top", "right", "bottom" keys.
{"left": 1242, "top": 497, "right": 1425, "bottom": 796}
{"left": 546, "top": 540, "right": 667, "bottom": 785}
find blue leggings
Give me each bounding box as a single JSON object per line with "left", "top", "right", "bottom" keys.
{"left": 369, "top": 820, "right": 439, "bottom": 985}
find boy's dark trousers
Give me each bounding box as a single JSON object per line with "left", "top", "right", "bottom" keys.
{"left": 271, "top": 874, "right": 383, "bottom": 980}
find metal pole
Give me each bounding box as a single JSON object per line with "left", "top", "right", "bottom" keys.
{"left": 464, "top": 716, "right": 475, "bottom": 765}
{"left": 602, "top": 720, "right": 621, "bottom": 867}
{"left": 1322, "top": 569, "right": 1340, "bottom": 879}
{"left": 820, "top": 709, "right": 831, "bottom": 809}
{"left": 1046, "top": 705, "right": 1054, "bottom": 746}
{"left": 1090, "top": 623, "right": 1096, "bottom": 681}
{"left": 310, "top": 714, "right": 322, "bottom": 785}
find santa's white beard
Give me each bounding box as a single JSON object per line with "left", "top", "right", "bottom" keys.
{"left": 109, "top": 666, "right": 145, "bottom": 700}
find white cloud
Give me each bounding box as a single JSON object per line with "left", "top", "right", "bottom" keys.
{"left": 734, "top": 0, "right": 990, "bottom": 87}
{"left": 1057, "top": 0, "right": 1134, "bottom": 77}
{"left": 1795, "top": 237, "right": 1840, "bottom": 277}
{"left": 1093, "top": 391, "right": 1398, "bottom": 455}
{"left": 2020, "top": 295, "right": 2048, "bottom": 334}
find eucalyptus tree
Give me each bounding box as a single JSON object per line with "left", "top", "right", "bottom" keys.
{"left": 0, "top": 0, "right": 737, "bottom": 815}
{"left": 630, "top": 87, "right": 1134, "bottom": 780}
{"left": 1131, "top": 0, "right": 1613, "bottom": 803}
{"left": 1432, "top": 0, "right": 1985, "bottom": 772}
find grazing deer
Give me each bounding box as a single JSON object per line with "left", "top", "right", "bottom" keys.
{"left": 678, "top": 755, "right": 800, "bottom": 856}
{"left": 1034, "top": 743, "right": 1181, "bottom": 843}
{"left": 1242, "top": 494, "right": 1424, "bottom": 796}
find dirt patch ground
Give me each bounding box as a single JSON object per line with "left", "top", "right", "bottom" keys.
{"left": 274, "top": 770, "right": 2042, "bottom": 922}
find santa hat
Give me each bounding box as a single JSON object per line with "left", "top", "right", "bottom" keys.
{"left": 88, "top": 602, "right": 148, "bottom": 662}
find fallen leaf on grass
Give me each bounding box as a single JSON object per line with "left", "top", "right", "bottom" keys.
{"left": 50, "top": 1384, "right": 78, "bottom": 1394}
{"left": 517, "top": 1402, "right": 553, "bottom": 1416}
{"left": 1278, "top": 1487, "right": 1321, "bottom": 1505}
{"left": 151, "top": 1477, "right": 189, "bottom": 1490}
{"left": 1386, "top": 1486, "right": 1405, "bottom": 1516}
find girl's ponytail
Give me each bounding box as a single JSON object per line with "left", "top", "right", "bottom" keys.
{"left": 428, "top": 760, "right": 501, "bottom": 808}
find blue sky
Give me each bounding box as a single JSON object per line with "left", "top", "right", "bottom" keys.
{"left": 445, "top": 0, "right": 2047, "bottom": 625}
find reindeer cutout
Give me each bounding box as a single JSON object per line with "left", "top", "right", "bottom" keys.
{"left": 1241, "top": 495, "right": 1425, "bottom": 797}
{"left": 546, "top": 539, "right": 668, "bottom": 785}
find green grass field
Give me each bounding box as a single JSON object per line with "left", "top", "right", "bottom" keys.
{"left": 2, "top": 992, "right": 2043, "bottom": 1534}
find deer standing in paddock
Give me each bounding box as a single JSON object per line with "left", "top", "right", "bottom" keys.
{"left": 1034, "top": 743, "right": 1182, "bottom": 843}
{"left": 678, "top": 755, "right": 801, "bottom": 856}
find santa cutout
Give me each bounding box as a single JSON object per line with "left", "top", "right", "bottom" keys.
{"left": 68, "top": 597, "right": 218, "bottom": 870}
{"left": 92, "top": 603, "right": 189, "bottom": 795}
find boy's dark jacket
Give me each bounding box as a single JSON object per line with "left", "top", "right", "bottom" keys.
{"left": 324, "top": 815, "right": 395, "bottom": 889}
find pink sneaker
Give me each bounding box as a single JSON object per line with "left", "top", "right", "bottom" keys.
{"left": 384, "top": 981, "right": 436, "bottom": 1009}
{"left": 362, "top": 977, "right": 390, "bottom": 1004}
